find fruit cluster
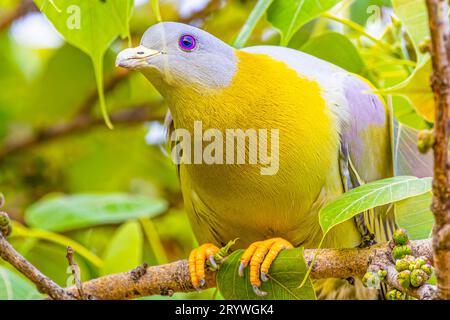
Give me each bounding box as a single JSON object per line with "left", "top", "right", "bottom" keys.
{"left": 362, "top": 228, "right": 434, "bottom": 300}
{"left": 386, "top": 288, "right": 407, "bottom": 300}
{"left": 386, "top": 228, "right": 434, "bottom": 300}
{"left": 395, "top": 255, "right": 433, "bottom": 288}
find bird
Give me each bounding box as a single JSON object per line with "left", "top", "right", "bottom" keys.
{"left": 116, "top": 22, "right": 396, "bottom": 299}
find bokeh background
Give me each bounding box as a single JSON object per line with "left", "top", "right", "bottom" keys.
{"left": 0, "top": 0, "right": 431, "bottom": 299}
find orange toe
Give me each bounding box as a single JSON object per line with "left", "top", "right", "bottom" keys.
{"left": 239, "top": 238, "right": 293, "bottom": 296}
{"left": 188, "top": 243, "right": 220, "bottom": 289}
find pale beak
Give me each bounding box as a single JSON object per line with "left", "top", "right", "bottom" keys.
{"left": 116, "top": 45, "right": 161, "bottom": 69}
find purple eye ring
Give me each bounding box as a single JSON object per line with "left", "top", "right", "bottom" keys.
{"left": 179, "top": 34, "right": 197, "bottom": 52}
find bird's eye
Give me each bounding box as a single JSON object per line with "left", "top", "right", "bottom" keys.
{"left": 179, "top": 35, "right": 196, "bottom": 52}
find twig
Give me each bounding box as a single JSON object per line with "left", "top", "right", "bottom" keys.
{"left": 0, "top": 213, "right": 74, "bottom": 300}
{"left": 321, "top": 12, "right": 398, "bottom": 54}
{"left": 0, "top": 68, "right": 158, "bottom": 160}
{"left": 66, "top": 246, "right": 86, "bottom": 300}
{"left": 0, "top": 205, "right": 436, "bottom": 301}
{"left": 0, "top": 103, "right": 165, "bottom": 159}
{"left": 426, "top": 0, "right": 450, "bottom": 300}
{"left": 62, "top": 239, "right": 434, "bottom": 300}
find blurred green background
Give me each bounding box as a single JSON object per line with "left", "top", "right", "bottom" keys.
{"left": 0, "top": 0, "right": 433, "bottom": 299}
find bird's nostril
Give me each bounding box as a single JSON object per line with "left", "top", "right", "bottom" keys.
{"left": 137, "top": 51, "right": 145, "bottom": 55}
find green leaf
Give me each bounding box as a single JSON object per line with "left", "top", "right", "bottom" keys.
{"left": 34, "top": 0, "right": 134, "bottom": 128}
{"left": 101, "top": 220, "right": 143, "bottom": 275}
{"left": 319, "top": 176, "right": 432, "bottom": 235}
{"left": 393, "top": 96, "right": 430, "bottom": 130}
{"left": 395, "top": 192, "right": 434, "bottom": 240}
{"left": 392, "top": 0, "right": 429, "bottom": 62}
{"left": 300, "top": 32, "right": 366, "bottom": 75}
{"left": 234, "top": 0, "right": 275, "bottom": 48}
{"left": 267, "top": 0, "right": 342, "bottom": 46}
{"left": 25, "top": 193, "right": 167, "bottom": 232}
{"left": 0, "top": 266, "right": 43, "bottom": 300}
{"left": 217, "top": 248, "right": 316, "bottom": 300}
{"left": 381, "top": 58, "right": 434, "bottom": 122}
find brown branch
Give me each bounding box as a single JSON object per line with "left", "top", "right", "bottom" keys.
{"left": 66, "top": 246, "right": 86, "bottom": 300}
{"left": 0, "top": 102, "right": 165, "bottom": 160}
{"left": 0, "top": 0, "right": 37, "bottom": 33}
{"left": 0, "top": 213, "right": 74, "bottom": 299}
{"left": 426, "top": 0, "right": 450, "bottom": 299}
{"left": 61, "top": 239, "right": 434, "bottom": 300}
{"left": 0, "top": 205, "right": 436, "bottom": 301}
{"left": 0, "top": 69, "right": 149, "bottom": 160}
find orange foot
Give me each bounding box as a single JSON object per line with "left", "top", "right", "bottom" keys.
{"left": 189, "top": 243, "right": 220, "bottom": 290}
{"left": 239, "top": 238, "right": 293, "bottom": 296}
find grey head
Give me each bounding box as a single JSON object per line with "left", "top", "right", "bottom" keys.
{"left": 116, "top": 22, "right": 237, "bottom": 92}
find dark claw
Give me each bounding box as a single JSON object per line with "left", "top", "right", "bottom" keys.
{"left": 199, "top": 279, "right": 206, "bottom": 287}
{"left": 252, "top": 285, "right": 267, "bottom": 297}
{"left": 261, "top": 272, "right": 269, "bottom": 282}
{"left": 208, "top": 255, "right": 218, "bottom": 269}
{"left": 238, "top": 263, "right": 245, "bottom": 277}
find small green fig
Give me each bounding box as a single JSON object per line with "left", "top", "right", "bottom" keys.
{"left": 386, "top": 289, "right": 406, "bottom": 300}
{"left": 421, "top": 264, "right": 434, "bottom": 276}
{"left": 416, "top": 256, "right": 428, "bottom": 267}
{"left": 392, "top": 245, "right": 412, "bottom": 260}
{"left": 397, "top": 270, "right": 411, "bottom": 288}
{"left": 362, "top": 271, "right": 377, "bottom": 287}
{"left": 417, "top": 130, "right": 435, "bottom": 154}
{"left": 411, "top": 269, "right": 429, "bottom": 287}
{"left": 0, "top": 211, "right": 9, "bottom": 227}
{"left": 378, "top": 269, "right": 387, "bottom": 281}
{"left": 0, "top": 211, "right": 11, "bottom": 237}
{"left": 396, "top": 290, "right": 406, "bottom": 300}
{"left": 386, "top": 290, "right": 397, "bottom": 300}
{"left": 419, "top": 38, "right": 431, "bottom": 54}
{"left": 393, "top": 228, "right": 409, "bottom": 245}
{"left": 395, "top": 259, "right": 410, "bottom": 272}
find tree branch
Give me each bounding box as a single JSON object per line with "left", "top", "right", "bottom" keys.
{"left": 0, "top": 209, "right": 74, "bottom": 300}
{"left": 0, "top": 203, "right": 437, "bottom": 300}
{"left": 61, "top": 239, "right": 434, "bottom": 300}
{"left": 0, "top": 68, "right": 164, "bottom": 160}
{"left": 66, "top": 246, "right": 86, "bottom": 300}
{"left": 426, "top": 0, "right": 450, "bottom": 299}
{"left": 0, "top": 103, "right": 165, "bottom": 160}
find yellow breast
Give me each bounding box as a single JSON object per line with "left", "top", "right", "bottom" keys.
{"left": 170, "top": 50, "right": 343, "bottom": 247}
